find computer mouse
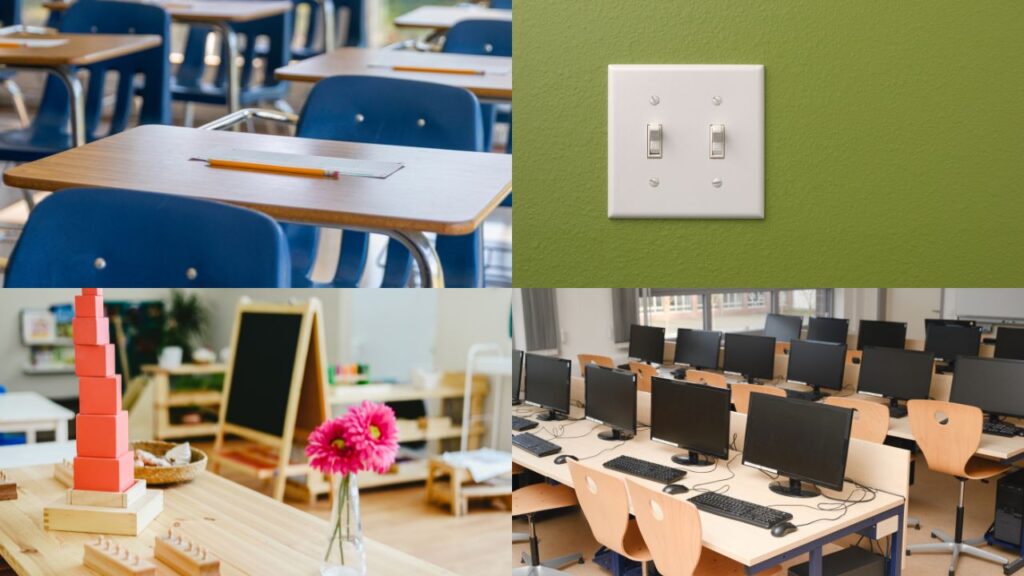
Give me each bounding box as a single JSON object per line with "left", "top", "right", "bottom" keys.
{"left": 662, "top": 484, "right": 689, "bottom": 495}
{"left": 771, "top": 522, "right": 797, "bottom": 537}
{"left": 553, "top": 454, "right": 579, "bottom": 465}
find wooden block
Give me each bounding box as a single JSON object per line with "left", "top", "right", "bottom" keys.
{"left": 82, "top": 288, "right": 104, "bottom": 296}
{"left": 74, "top": 452, "right": 134, "bottom": 493}
{"left": 54, "top": 460, "right": 74, "bottom": 487}
{"left": 76, "top": 412, "right": 130, "bottom": 458}
{"left": 74, "top": 294, "right": 105, "bottom": 318}
{"left": 155, "top": 530, "right": 221, "bottom": 576}
{"left": 84, "top": 536, "right": 156, "bottom": 575}
{"left": 44, "top": 488, "right": 163, "bottom": 536}
{"left": 0, "top": 471, "right": 15, "bottom": 501}
{"left": 75, "top": 344, "right": 116, "bottom": 377}
{"left": 80, "top": 375, "right": 123, "bottom": 415}
{"left": 73, "top": 317, "right": 110, "bottom": 345}
{"left": 68, "top": 480, "right": 146, "bottom": 509}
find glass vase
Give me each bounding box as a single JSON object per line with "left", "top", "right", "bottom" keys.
{"left": 321, "top": 473, "right": 365, "bottom": 576}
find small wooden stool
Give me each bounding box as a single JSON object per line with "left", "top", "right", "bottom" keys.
{"left": 425, "top": 457, "right": 511, "bottom": 516}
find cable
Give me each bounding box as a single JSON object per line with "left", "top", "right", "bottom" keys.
{"left": 765, "top": 479, "right": 884, "bottom": 529}
{"left": 578, "top": 441, "right": 626, "bottom": 461}
{"left": 689, "top": 452, "right": 740, "bottom": 495}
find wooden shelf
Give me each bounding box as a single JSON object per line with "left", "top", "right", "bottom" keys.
{"left": 358, "top": 459, "right": 430, "bottom": 488}
{"left": 330, "top": 382, "right": 487, "bottom": 404}
{"left": 153, "top": 423, "right": 219, "bottom": 439}
{"left": 161, "top": 390, "right": 223, "bottom": 407}
{"left": 22, "top": 364, "right": 75, "bottom": 375}
{"left": 142, "top": 363, "right": 227, "bottom": 376}
{"left": 149, "top": 364, "right": 226, "bottom": 441}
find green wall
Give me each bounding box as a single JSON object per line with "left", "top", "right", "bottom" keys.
{"left": 514, "top": 1, "right": 1024, "bottom": 286}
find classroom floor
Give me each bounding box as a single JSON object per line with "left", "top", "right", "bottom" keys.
{"left": 513, "top": 455, "right": 1016, "bottom": 575}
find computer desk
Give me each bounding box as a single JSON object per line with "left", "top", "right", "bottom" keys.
{"left": 394, "top": 5, "right": 512, "bottom": 32}
{"left": 513, "top": 399, "right": 909, "bottom": 576}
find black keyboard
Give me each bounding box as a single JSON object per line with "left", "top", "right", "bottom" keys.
{"left": 688, "top": 491, "right": 794, "bottom": 529}
{"left": 512, "top": 415, "right": 538, "bottom": 432}
{"left": 888, "top": 404, "right": 908, "bottom": 418}
{"left": 512, "top": 432, "right": 561, "bottom": 457}
{"left": 602, "top": 455, "right": 685, "bottom": 484}
{"left": 784, "top": 389, "right": 821, "bottom": 402}
{"left": 983, "top": 421, "right": 1024, "bottom": 438}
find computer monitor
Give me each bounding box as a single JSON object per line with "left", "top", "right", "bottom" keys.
{"left": 650, "top": 377, "right": 730, "bottom": 466}
{"left": 585, "top": 366, "right": 637, "bottom": 441}
{"left": 673, "top": 329, "right": 722, "bottom": 370}
{"left": 523, "top": 353, "right": 572, "bottom": 421}
{"left": 925, "top": 318, "right": 977, "bottom": 331}
{"left": 856, "top": 347, "right": 934, "bottom": 414}
{"left": 629, "top": 324, "right": 665, "bottom": 364}
{"left": 512, "top": 349, "right": 524, "bottom": 405}
{"left": 925, "top": 324, "right": 981, "bottom": 370}
{"left": 743, "top": 394, "right": 853, "bottom": 498}
{"left": 764, "top": 313, "right": 802, "bottom": 342}
{"left": 807, "top": 317, "right": 850, "bottom": 345}
{"left": 949, "top": 356, "right": 1024, "bottom": 422}
{"left": 995, "top": 327, "right": 1024, "bottom": 361}
{"left": 856, "top": 320, "right": 907, "bottom": 351}
{"left": 785, "top": 339, "right": 846, "bottom": 397}
{"left": 722, "top": 333, "right": 776, "bottom": 382}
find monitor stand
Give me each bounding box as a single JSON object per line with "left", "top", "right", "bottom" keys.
{"left": 512, "top": 398, "right": 522, "bottom": 406}
{"left": 672, "top": 450, "right": 714, "bottom": 467}
{"left": 535, "top": 409, "right": 567, "bottom": 421}
{"left": 597, "top": 428, "right": 634, "bottom": 441}
{"left": 769, "top": 477, "right": 821, "bottom": 498}
{"left": 888, "top": 397, "right": 907, "bottom": 418}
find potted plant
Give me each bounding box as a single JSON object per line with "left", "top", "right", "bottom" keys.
{"left": 162, "top": 290, "right": 209, "bottom": 363}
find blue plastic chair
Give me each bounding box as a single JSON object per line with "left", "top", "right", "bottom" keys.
{"left": 0, "top": 385, "right": 26, "bottom": 445}
{"left": 442, "top": 19, "right": 511, "bottom": 158}
{"left": 287, "top": 0, "right": 364, "bottom": 59}
{"left": 172, "top": 12, "right": 292, "bottom": 109}
{"left": 290, "top": 75, "right": 484, "bottom": 287}
{"left": 490, "top": 0, "right": 512, "bottom": 8}
{"left": 5, "top": 188, "right": 291, "bottom": 287}
{"left": 0, "top": 0, "right": 170, "bottom": 163}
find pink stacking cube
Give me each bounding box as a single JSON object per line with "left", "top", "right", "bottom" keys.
{"left": 74, "top": 295, "right": 105, "bottom": 318}
{"left": 74, "top": 344, "right": 115, "bottom": 377}
{"left": 72, "top": 317, "right": 109, "bottom": 346}
{"left": 76, "top": 412, "right": 129, "bottom": 458}
{"left": 82, "top": 288, "right": 103, "bottom": 295}
{"left": 74, "top": 452, "right": 135, "bottom": 493}
{"left": 79, "top": 375, "right": 122, "bottom": 415}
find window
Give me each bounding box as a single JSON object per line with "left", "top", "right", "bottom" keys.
{"left": 641, "top": 293, "right": 704, "bottom": 335}
{"left": 777, "top": 289, "right": 831, "bottom": 325}
{"left": 639, "top": 289, "right": 834, "bottom": 334}
{"left": 710, "top": 291, "right": 771, "bottom": 333}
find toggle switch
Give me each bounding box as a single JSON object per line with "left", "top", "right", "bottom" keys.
{"left": 647, "top": 123, "right": 662, "bottom": 159}
{"left": 710, "top": 124, "right": 725, "bottom": 159}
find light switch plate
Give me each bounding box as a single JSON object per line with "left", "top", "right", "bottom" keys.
{"left": 608, "top": 64, "right": 764, "bottom": 219}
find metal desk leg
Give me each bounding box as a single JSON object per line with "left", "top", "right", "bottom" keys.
{"left": 382, "top": 229, "right": 445, "bottom": 288}
{"left": 52, "top": 65, "right": 85, "bottom": 147}
{"left": 213, "top": 22, "right": 241, "bottom": 113}
{"left": 321, "top": 0, "right": 336, "bottom": 53}
{"left": 889, "top": 506, "right": 905, "bottom": 576}
{"left": 808, "top": 546, "right": 824, "bottom": 576}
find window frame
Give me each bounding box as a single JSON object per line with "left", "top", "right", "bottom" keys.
{"left": 639, "top": 289, "right": 835, "bottom": 335}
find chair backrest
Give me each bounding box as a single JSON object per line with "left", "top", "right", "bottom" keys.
{"left": 35, "top": 1, "right": 170, "bottom": 142}
{"left": 628, "top": 362, "right": 657, "bottom": 393}
{"left": 5, "top": 188, "right": 291, "bottom": 287}
{"left": 490, "top": 0, "right": 512, "bottom": 8}
{"left": 730, "top": 383, "right": 786, "bottom": 414}
{"left": 823, "top": 396, "right": 889, "bottom": 444}
{"left": 567, "top": 461, "right": 648, "bottom": 560}
{"left": 625, "top": 478, "right": 702, "bottom": 576}
{"left": 176, "top": 11, "right": 292, "bottom": 93}
{"left": 0, "top": 0, "right": 20, "bottom": 28}
{"left": 290, "top": 0, "right": 364, "bottom": 52}
{"left": 846, "top": 350, "right": 863, "bottom": 364}
{"left": 774, "top": 341, "right": 790, "bottom": 355}
{"left": 441, "top": 19, "right": 512, "bottom": 57}
{"left": 685, "top": 370, "right": 727, "bottom": 389}
{"left": 906, "top": 399, "right": 982, "bottom": 478}
{"left": 578, "top": 354, "right": 614, "bottom": 377}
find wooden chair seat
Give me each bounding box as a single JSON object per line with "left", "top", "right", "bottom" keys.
{"left": 730, "top": 383, "right": 787, "bottom": 414}
{"left": 963, "top": 456, "right": 1011, "bottom": 481}
{"left": 512, "top": 482, "right": 578, "bottom": 516}
{"left": 578, "top": 353, "right": 614, "bottom": 377}
{"left": 693, "top": 549, "right": 780, "bottom": 575}
{"left": 621, "top": 519, "right": 651, "bottom": 562}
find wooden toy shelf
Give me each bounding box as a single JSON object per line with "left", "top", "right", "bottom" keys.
{"left": 143, "top": 364, "right": 226, "bottom": 441}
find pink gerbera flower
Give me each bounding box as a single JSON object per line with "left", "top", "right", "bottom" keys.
{"left": 306, "top": 417, "right": 363, "bottom": 476}
{"left": 340, "top": 401, "right": 399, "bottom": 474}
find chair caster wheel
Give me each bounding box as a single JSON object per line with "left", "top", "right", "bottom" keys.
{"left": 906, "top": 551, "right": 912, "bottom": 556}
{"left": 577, "top": 558, "right": 584, "bottom": 564}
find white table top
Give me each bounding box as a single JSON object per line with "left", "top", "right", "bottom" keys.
{"left": 0, "top": 440, "right": 75, "bottom": 468}
{"left": 0, "top": 391, "right": 74, "bottom": 423}
{"left": 394, "top": 5, "right": 512, "bottom": 30}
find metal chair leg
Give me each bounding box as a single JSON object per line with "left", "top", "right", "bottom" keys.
{"left": 3, "top": 79, "right": 29, "bottom": 128}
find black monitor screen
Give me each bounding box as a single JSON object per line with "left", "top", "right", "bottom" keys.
{"left": 807, "top": 317, "right": 850, "bottom": 345}
{"left": 674, "top": 329, "right": 722, "bottom": 370}
{"left": 925, "top": 318, "right": 977, "bottom": 331}
{"left": 857, "top": 320, "right": 907, "bottom": 351}
{"left": 650, "top": 378, "right": 730, "bottom": 460}
{"left": 996, "top": 327, "right": 1024, "bottom": 361}
{"left": 857, "top": 347, "right": 934, "bottom": 401}
{"left": 764, "top": 314, "right": 802, "bottom": 342}
{"left": 629, "top": 324, "right": 665, "bottom": 364}
{"left": 585, "top": 366, "right": 637, "bottom": 434}
{"left": 925, "top": 324, "right": 981, "bottom": 362}
{"left": 513, "top": 349, "right": 523, "bottom": 402}
{"left": 949, "top": 356, "right": 1024, "bottom": 419}
{"left": 743, "top": 394, "right": 853, "bottom": 491}
{"left": 723, "top": 333, "right": 776, "bottom": 380}
{"left": 524, "top": 354, "right": 571, "bottom": 414}
{"left": 786, "top": 339, "right": 846, "bottom": 391}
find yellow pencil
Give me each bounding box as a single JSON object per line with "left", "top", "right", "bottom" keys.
{"left": 200, "top": 158, "right": 340, "bottom": 179}
{"left": 391, "top": 65, "right": 485, "bottom": 76}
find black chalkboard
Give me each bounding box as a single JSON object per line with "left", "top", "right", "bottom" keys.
{"left": 224, "top": 311, "right": 305, "bottom": 437}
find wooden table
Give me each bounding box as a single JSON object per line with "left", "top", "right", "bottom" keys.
{"left": 0, "top": 465, "right": 456, "bottom": 575}
{"left": 3, "top": 125, "right": 513, "bottom": 288}
{"left": 0, "top": 392, "right": 74, "bottom": 443}
{"left": 0, "top": 33, "right": 161, "bottom": 147}
{"left": 275, "top": 47, "right": 512, "bottom": 101}
{"left": 394, "top": 5, "right": 511, "bottom": 31}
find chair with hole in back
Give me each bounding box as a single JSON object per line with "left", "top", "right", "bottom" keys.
{"left": 4, "top": 188, "right": 291, "bottom": 287}
{"left": 905, "top": 399, "right": 1010, "bottom": 574}
{"left": 729, "top": 383, "right": 786, "bottom": 414}
{"left": 685, "top": 370, "right": 727, "bottom": 389}
{"left": 577, "top": 354, "right": 614, "bottom": 377}
{"left": 0, "top": 0, "right": 30, "bottom": 127}
{"left": 822, "top": 396, "right": 889, "bottom": 444}
{"left": 628, "top": 362, "right": 657, "bottom": 393}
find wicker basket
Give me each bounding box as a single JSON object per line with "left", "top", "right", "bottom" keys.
{"left": 131, "top": 440, "right": 208, "bottom": 485}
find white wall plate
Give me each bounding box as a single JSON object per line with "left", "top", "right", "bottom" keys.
{"left": 608, "top": 64, "right": 764, "bottom": 219}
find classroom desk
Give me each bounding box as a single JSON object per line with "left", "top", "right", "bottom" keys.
{"left": 512, "top": 407, "right": 907, "bottom": 576}
{"left": 43, "top": 0, "right": 293, "bottom": 113}
{"left": 3, "top": 125, "right": 513, "bottom": 288}
{"left": 0, "top": 392, "right": 74, "bottom": 444}
{"left": 0, "top": 33, "right": 161, "bottom": 147}
{"left": 275, "top": 47, "right": 512, "bottom": 101}
{"left": 394, "top": 5, "right": 512, "bottom": 31}
{"left": 0, "top": 464, "right": 456, "bottom": 575}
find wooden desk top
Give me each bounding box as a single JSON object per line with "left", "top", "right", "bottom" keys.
{"left": 275, "top": 48, "right": 512, "bottom": 100}
{"left": 394, "top": 5, "right": 512, "bottom": 30}
{"left": 0, "top": 34, "right": 161, "bottom": 67}
{"left": 0, "top": 465, "right": 456, "bottom": 575}
{"left": 43, "top": 0, "right": 293, "bottom": 23}
{"left": 3, "top": 125, "right": 512, "bottom": 235}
